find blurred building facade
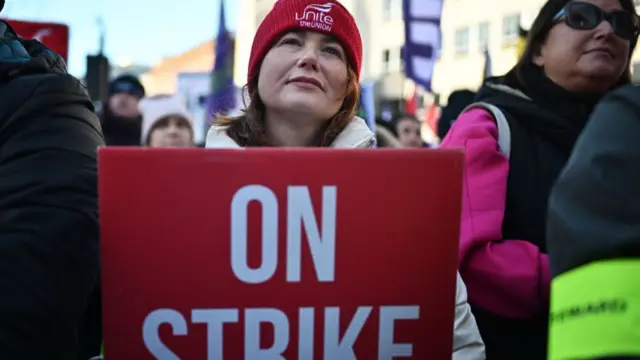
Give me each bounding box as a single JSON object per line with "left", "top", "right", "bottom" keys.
{"left": 233, "top": 0, "right": 538, "bottom": 107}
{"left": 139, "top": 40, "right": 215, "bottom": 95}
{"left": 433, "top": 0, "right": 543, "bottom": 102}
{"left": 110, "top": 61, "right": 150, "bottom": 80}
{"left": 138, "top": 0, "right": 640, "bottom": 104}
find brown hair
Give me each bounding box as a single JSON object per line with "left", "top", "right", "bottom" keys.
{"left": 145, "top": 115, "right": 194, "bottom": 145}
{"left": 514, "top": 0, "right": 638, "bottom": 88}
{"left": 214, "top": 67, "right": 360, "bottom": 147}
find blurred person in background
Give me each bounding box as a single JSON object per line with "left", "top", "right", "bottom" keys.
{"left": 392, "top": 114, "right": 425, "bottom": 148}
{"left": 139, "top": 94, "right": 195, "bottom": 148}
{"left": 439, "top": 0, "right": 638, "bottom": 358}
{"left": 100, "top": 74, "right": 145, "bottom": 145}
{"left": 375, "top": 127, "right": 403, "bottom": 147}
{"left": 546, "top": 84, "right": 640, "bottom": 360}
{"left": 437, "top": 90, "right": 476, "bottom": 140}
{"left": 373, "top": 117, "right": 402, "bottom": 147}
{"left": 0, "top": 14, "right": 104, "bottom": 359}
{"left": 205, "top": 0, "right": 484, "bottom": 357}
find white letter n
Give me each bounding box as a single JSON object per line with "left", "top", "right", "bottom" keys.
{"left": 286, "top": 186, "right": 337, "bottom": 282}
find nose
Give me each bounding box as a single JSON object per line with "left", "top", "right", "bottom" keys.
{"left": 296, "top": 45, "right": 320, "bottom": 72}
{"left": 166, "top": 123, "right": 181, "bottom": 135}
{"left": 593, "top": 19, "right": 616, "bottom": 38}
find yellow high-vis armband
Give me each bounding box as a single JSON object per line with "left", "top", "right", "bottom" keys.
{"left": 548, "top": 259, "right": 640, "bottom": 360}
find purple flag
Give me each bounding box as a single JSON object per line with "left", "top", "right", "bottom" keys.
{"left": 402, "top": 0, "right": 443, "bottom": 91}
{"left": 206, "top": 0, "right": 236, "bottom": 121}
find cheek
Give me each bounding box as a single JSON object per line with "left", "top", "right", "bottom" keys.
{"left": 179, "top": 128, "right": 192, "bottom": 139}
{"left": 561, "top": 30, "right": 596, "bottom": 57}
{"left": 325, "top": 63, "right": 349, "bottom": 99}
{"left": 126, "top": 99, "right": 138, "bottom": 109}
{"left": 612, "top": 38, "right": 630, "bottom": 60}
{"left": 108, "top": 97, "right": 120, "bottom": 109}
{"left": 542, "top": 28, "right": 583, "bottom": 60}
{"left": 257, "top": 55, "right": 283, "bottom": 105}
{"left": 148, "top": 131, "right": 162, "bottom": 146}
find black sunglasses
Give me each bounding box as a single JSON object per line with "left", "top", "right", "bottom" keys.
{"left": 553, "top": 1, "right": 640, "bottom": 40}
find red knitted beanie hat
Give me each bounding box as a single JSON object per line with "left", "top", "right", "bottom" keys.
{"left": 247, "top": 0, "right": 362, "bottom": 93}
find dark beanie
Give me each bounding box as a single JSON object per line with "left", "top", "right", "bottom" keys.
{"left": 109, "top": 74, "right": 145, "bottom": 98}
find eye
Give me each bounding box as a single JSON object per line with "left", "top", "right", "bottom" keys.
{"left": 280, "top": 37, "right": 302, "bottom": 46}
{"left": 323, "top": 46, "right": 342, "bottom": 57}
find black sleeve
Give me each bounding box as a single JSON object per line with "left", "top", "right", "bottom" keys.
{"left": 0, "top": 74, "right": 104, "bottom": 359}
{"left": 546, "top": 84, "right": 640, "bottom": 360}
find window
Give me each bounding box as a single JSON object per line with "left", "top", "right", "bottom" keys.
{"left": 382, "top": 48, "right": 402, "bottom": 72}
{"left": 382, "top": 0, "right": 402, "bottom": 20}
{"left": 383, "top": 49, "right": 390, "bottom": 71}
{"left": 455, "top": 27, "right": 469, "bottom": 55}
{"left": 503, "top": 13, "right": 521, "bottom": 44}
{"left": 393, "top": 47, "right": 402, "bottom": 70}
{"left": 478, "top": 22, "right": 490, "bottom": 51}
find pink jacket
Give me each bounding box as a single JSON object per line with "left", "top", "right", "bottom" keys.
{"left": 441, "top": 108, "right": 551, "bottom": 319}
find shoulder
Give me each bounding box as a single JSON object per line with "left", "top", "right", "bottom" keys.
{"left": 0, "top": 73, "right": 102, "bottom": 151}
{"left": 15, "top": 73, "right": 89, "bottom": 98}
{"left": 594, "top": 84, "right": 640, "bottom": 124}
{"left": 205, "top": 125, "right": 243, "bottom": 148}
{"left": 440, "top": 108, "right": 499, "bottom": 147}
{"left": 569, "top": 84, "right": 640, "bottom": 168}
{"left": 2, "top": 73, "right": 93, "bottom": 115}
{"left": 333, "top": 116, "right": 376, "bottom": 148}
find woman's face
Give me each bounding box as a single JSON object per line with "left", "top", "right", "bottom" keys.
{"left": 148, "top": 116, "right": 193, "bottom": 148}
{"left": 257, "top": 30, "right": 349, "bottom": 123}
{"left": 533, "top": 0, "right": 632, "bottom": 92}
{"left": 396, "top": 118, "right": 423, "bottom": 148}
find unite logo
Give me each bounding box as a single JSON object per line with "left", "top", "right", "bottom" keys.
{"left": 32, "top": 28, "right": 52, "bottom": 42}
{"left": 295, "top": 2, "right": 335, "bottom": 32}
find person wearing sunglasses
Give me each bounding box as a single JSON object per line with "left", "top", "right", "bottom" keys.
{"left": 439, "top": 0, "right": 638, "bottom": 359}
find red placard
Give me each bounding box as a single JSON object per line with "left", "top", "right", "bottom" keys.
{"left": 99, "top": 148, "right": 464, "bottom": 359}
{"left": 3, "top": 19, "right": 69, "bottom": 61}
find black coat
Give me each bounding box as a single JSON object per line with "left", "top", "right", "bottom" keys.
{"left": 547, "top": 84, "right": 640, "bottom": 360}
{"left": 0, "top": 25, "right": 104, "bottom": 359}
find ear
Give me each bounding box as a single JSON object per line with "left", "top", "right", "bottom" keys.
{"left": 532, "top": 53, "right": 544, "bottom": 66}
{"left": 531, "top": 41, "right": 545, "bottom": 66}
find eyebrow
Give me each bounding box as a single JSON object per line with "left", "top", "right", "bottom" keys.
{"left": 286, "top": 29, "right": 341, "bottom": 45}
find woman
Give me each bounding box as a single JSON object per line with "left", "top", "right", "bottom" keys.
{"left": 206, "top": 1, "right": 484, "bottom": 358}
{"left": 392, "top": 114, "right": 424, "bottom": 148}
{"left": 440, "top": 0, "right": 639, "bottom": 358}
{"left": 139, "top": 94, "right": 195, "bottom": 148}
{"left": 206, "top": 0, "right": 373, "bottom": 148}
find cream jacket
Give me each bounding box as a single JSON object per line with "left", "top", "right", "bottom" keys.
{"left": 205, "top": 116, "right": 376, "bottom": 148}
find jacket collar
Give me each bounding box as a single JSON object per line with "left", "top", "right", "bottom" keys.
{"left": 205, "top": 116, "right": 376, "bottom": 148}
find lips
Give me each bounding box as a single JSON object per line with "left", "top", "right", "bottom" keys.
{"left": 586, "top": 48, "right": 615, "bottom": 58}
{"left": 287, "top": 76, "right": 323, "bottom": 90}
